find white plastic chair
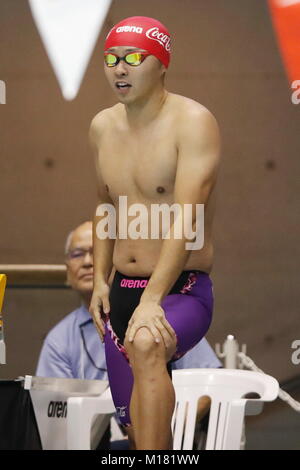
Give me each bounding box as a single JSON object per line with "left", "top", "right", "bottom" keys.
{"left": 171, "top": 368, "right": 279, "bottom": 450}
{"left": 67, "top": 387, "right": 116, "bottom": 450}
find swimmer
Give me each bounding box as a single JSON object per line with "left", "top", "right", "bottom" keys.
{"left": 89, "top": 16, "right": 221, "bottom": 450}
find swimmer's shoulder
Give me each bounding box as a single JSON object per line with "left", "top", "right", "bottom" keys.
{"left": 167, "top": 92, "right": 219, "bottom": 126}
{"left": 167, "top": 92, "right": 221, "bottom": 152}
{"left": 90, "top": 104, "right": 124, "bottom": 134}
{"left": 89, "top": 106, "right": 116, "bottom": 132}
{"left": 89, "top": 105, "right": 120, "bottom": 146}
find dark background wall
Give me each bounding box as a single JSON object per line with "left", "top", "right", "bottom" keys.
{"left": 0, "top": 0, "right": 299, "bottom": 383}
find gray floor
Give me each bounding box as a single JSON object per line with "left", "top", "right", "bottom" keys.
{"left": 245, "top": 387, "right": 300, "bottom": 450}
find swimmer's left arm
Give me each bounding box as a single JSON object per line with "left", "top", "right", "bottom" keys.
{"left": 127, "top": 109, "right": 221, "bottom": 343}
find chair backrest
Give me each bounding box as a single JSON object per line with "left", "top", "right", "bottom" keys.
{"left": 171, "top": 368, "right": 279, "bottom": 450}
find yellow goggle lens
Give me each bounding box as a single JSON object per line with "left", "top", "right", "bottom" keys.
{"left": 125, "top": 53, "right": 142, "bottom": 65}
{"left": 105, "top": 52, "right": 143, "bottom": 66}
{"left": 105, "top": 54, "right": 118, "bottom": 66}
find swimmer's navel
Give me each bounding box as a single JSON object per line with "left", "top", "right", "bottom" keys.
{"left": 130, "top": 257, "right": 136, "bottom": 263}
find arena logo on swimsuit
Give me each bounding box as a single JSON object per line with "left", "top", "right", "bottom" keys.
{"left": 120, "top": 279, "right": 148, "bottom": 288}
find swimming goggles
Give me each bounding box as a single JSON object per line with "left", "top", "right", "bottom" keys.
{"left": 104, "top": 51, "right": 151, "bottom": 67}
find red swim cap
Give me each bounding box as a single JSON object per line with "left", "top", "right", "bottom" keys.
{"left": 104, "top": 16, "right": 171, "bottom": 68}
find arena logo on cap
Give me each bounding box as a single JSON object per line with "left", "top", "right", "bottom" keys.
{"left": 116, "top": 25, "right": 143, "bottom": 34}
{"left": 146, "top": 27, "right": 171, "bottom": 52}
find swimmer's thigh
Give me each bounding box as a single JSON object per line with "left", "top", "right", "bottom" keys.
{"left": 161, "top": 294, "right": 213, "bottom": 361}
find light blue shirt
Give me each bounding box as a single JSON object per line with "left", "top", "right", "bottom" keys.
{"left": 36, "top": 305, "right": 222, "bottom": 379}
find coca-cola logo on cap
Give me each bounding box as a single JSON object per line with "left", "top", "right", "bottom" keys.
{"left": 146, "top": 27, "right": 171, "bottom": 52}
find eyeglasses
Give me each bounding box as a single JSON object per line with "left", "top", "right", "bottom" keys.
{"left": 66, "top": 247, "right": 93, "bottom": 261}
{"left": 104, "top": 51, "right": 151, "bottom": 67}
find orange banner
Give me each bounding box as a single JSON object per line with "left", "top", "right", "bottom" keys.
{"left": 268, "top": 0, "right": 300, "bottom": 84}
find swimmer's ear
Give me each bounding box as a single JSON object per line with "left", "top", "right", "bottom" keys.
{"left": 160, "top": 66, "right": 167, "bottom": 82}
{"left": 160, "top": 64, "right": 167, "bottom": 75}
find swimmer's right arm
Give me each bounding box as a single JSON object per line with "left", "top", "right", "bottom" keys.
{"left": 88, "top": 112, "right": 115, "bottom": 342}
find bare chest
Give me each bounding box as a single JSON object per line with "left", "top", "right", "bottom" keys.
{"left": 98, "top": 121, "right": 178, "bottom": 202}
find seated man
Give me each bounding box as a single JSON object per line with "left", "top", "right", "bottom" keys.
{"left": 36, "top": 221, "right": 222, "bottom": 448}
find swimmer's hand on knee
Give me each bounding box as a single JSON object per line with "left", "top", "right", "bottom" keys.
{"left": 125, "top": 301, "right": 177, "bottom": 351}
{"left": 89, "top": 284, "right": 110, "bottom": 342}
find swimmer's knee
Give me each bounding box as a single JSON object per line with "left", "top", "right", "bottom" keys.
{"left": 125, "top": 327, "right": 157, "bottom": 355}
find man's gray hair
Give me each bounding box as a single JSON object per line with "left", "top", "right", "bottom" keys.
{"left": 64, "top": 230, "right": 74, "bottom": 256}
{"left": 64, "top": 220, "right": 93, "bottom": 256}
